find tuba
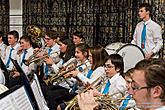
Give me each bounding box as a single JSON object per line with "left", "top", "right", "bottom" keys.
{"left": 26, "top": 25, "right": 43, "bottom": 48}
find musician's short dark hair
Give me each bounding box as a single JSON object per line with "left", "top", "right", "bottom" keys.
{"left": 20, "top": 35, "right": 33, "bottom": 45}
{"left": 135, "top": 58, "right": 165, "bottom": 102}
{"left": 139, "top": 3, "right": 152, "bottom": 16}
{"left": 45, "top": 30, "right": 58, "bottom": 39}
{"left": 8, "top": 30, "right": 19, "bottom": 41}
{"left": 106, "top": 54, "right": 124, "bottom": 76}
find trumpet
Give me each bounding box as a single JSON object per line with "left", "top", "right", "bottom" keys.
{"left": 43, "top": 62, "right": 84, "bottom": 86}
{"left": 24, "top": 50, "right": 60, "bottom": 66}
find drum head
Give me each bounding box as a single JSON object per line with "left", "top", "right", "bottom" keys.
{"left": 116, "top": 44, "right": 145, "bottom": 72}
{"left": 105, "top": 42, "right": 125, "bottom": 55}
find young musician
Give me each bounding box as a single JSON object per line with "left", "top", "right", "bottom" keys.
{"left": 99, "top": 54, "right": 127, "bottom": 97}
{"left": 72, "top": 31, "right": 85, "bottom": 45}
{"left": 119, "top": 68, "right": 137, "bottom": 110}
{"left": 44, "top": 38, "right": 75, "bottom": 75}
{"left": 69, "top": 45, "right": 108, "bottom": 85}
{"left": 131, "top": 3, "right": 163, "bottom": 59}
{"left": 16, "top": 35, "right": 34, "bottom": 75}
{"left": 42, "top": 38, "right": 76, "bottom": 110}
{"left": 4, "top": 30, "right": 20, "bottom": 71}
{"left": 43, "top": 30, "right": 60, "bottom": 78}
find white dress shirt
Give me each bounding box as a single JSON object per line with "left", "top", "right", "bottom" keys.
{"left": 17, "top": 47, "right": 34, "bottom": 75}
{"left": 131, "top": 19, "right": 163, "bottom": 58}
{"left": 0, "top": 42, "right": 7, "bottom": 61}
{"left": 100, "top": 73, "right": 127, "bottom": 99}
{"left": 44, "top": 43, "right": 60, "bottom": 74}
{"left": 77, "top": 66, "right": 105, "bottom": 85}
{"left": 4, "top": 43, "right": 20, "bottom": 70}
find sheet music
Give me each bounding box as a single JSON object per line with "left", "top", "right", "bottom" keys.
{"left": 0, "top": 86, "right": 34, "bottom": 110}
{"left": 31, "top": 78, "right": 49, "bottom": 110}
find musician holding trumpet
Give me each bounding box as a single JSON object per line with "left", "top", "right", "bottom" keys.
{"left": 77, "top": 53, "right": 128, "bottom": 110}
{"left": 42, "top": 38, "right": 76, "bottom": 110}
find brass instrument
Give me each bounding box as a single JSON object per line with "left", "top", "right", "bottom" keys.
{"left": 26, "top": 25, "right": 43, "bottom": 48}
{"left": 64, "top": 77, "right": 135, "bottom": 110}
{"left": 24, "top": 50, "right": 60, "bottom": 66}
{"left": 26, "top": 25, "right": 42, "bottom": 39}
{"left": 64, "top": 76, "right": 106, "bottom": 110}
{"left": 43, "top": 63, "right": 84, "bottom": 86}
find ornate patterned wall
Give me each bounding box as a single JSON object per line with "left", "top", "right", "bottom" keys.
{"left": 0, "top": 0, "right": 9, "bottom": 35}
{"left": 23, "top": 0, "right": 165, "bottom": 57}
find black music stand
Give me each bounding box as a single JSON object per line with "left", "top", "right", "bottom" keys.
{"left": 10, "top": 58, "right": 39, "bottom": 110}
{"left": 0, "top": 57, "right": 9, "bottom": 87}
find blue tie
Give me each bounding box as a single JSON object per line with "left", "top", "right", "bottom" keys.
{"left": 21, "top": 50, "right": 27, "bottom": 66}
{"left": 102, "top": 80, "right": 111, "bottom": 94}
{"left": 87, "top": 69, "right": 93, "bottom": 78}
{"left": 141, "top": 23, "right": 146, "bottom": 49}
{"left": 6, "top": 48, "right": 14, "bottom": 68}
{"left": 45, "top": 48, "right": 52, "bottom": 77}
{"left": 119, "top": 95, "right": 131, "bottom": 110}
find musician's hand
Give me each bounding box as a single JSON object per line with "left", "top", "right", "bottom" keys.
{"left": 17, "top": 46, "right": 23, "bottom": 55}
{"left": 77, "top": 90, "right": 98, "bottom": 110}
{"left": 44, "top": 57, "right": 54, "bottom": 65}
{"left": 92, "top": 88, "right": 102, "bottom": 96}
{"left": 64, "top": 72, "right": 71, "bottom": 78}
{"left": 69, "top": 70, "right": 79, "bottom": 77}
{"left": 12, "top": 71, "right": 20, "bottom": 78}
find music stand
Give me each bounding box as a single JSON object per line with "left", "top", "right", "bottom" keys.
{"left": 0, "top": 85, "right": 34, "bottom": 110}
{"left": 10, "top": 58, "right": 39, "bottom": 110}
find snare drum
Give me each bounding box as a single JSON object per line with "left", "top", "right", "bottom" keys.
{"left": 105, "top": 43, "right": 145, "bottom": 72}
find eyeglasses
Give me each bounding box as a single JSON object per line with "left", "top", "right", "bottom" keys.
{"left": 131, "top": 83, "right": 150, "bottom": 91}
{"left": 104, "top": 64, "right": 115, "bottom": 68}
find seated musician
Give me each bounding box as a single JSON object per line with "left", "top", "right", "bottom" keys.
{"left": 6, "top": 35, "right": 34, "bottom": 88}
{"left": 16, "top": 35, "right": 34, "bottom": 75}
{"left": 68, "top": 45, "right": 108, "bottom": 85}
{"left": 119, "top": 68, "right": 137, "bottom": 110}
{"left": 97, "top": 54, "right": 127, "bottom": 98}
{"left": 4, "top": 31, "right": 20, "bottom": 88}
{"left": 42, "top": 38, "right": 76, "bottom": 110}
{"left": 42, "top": 30, "right": 60, "bottom": 79}
{"left": 72, "top": 31, "right": 85, "bottom": 45}
{"left": 4, "top": 30, "right": 20, "bottom": 71}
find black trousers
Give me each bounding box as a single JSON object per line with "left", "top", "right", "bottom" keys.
{"left": 41, "top": 84, "right": 77, "bottom": 110}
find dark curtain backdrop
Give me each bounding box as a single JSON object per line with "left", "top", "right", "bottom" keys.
{"left": 0, "top": 0, "right": 9, "bottom": 37}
